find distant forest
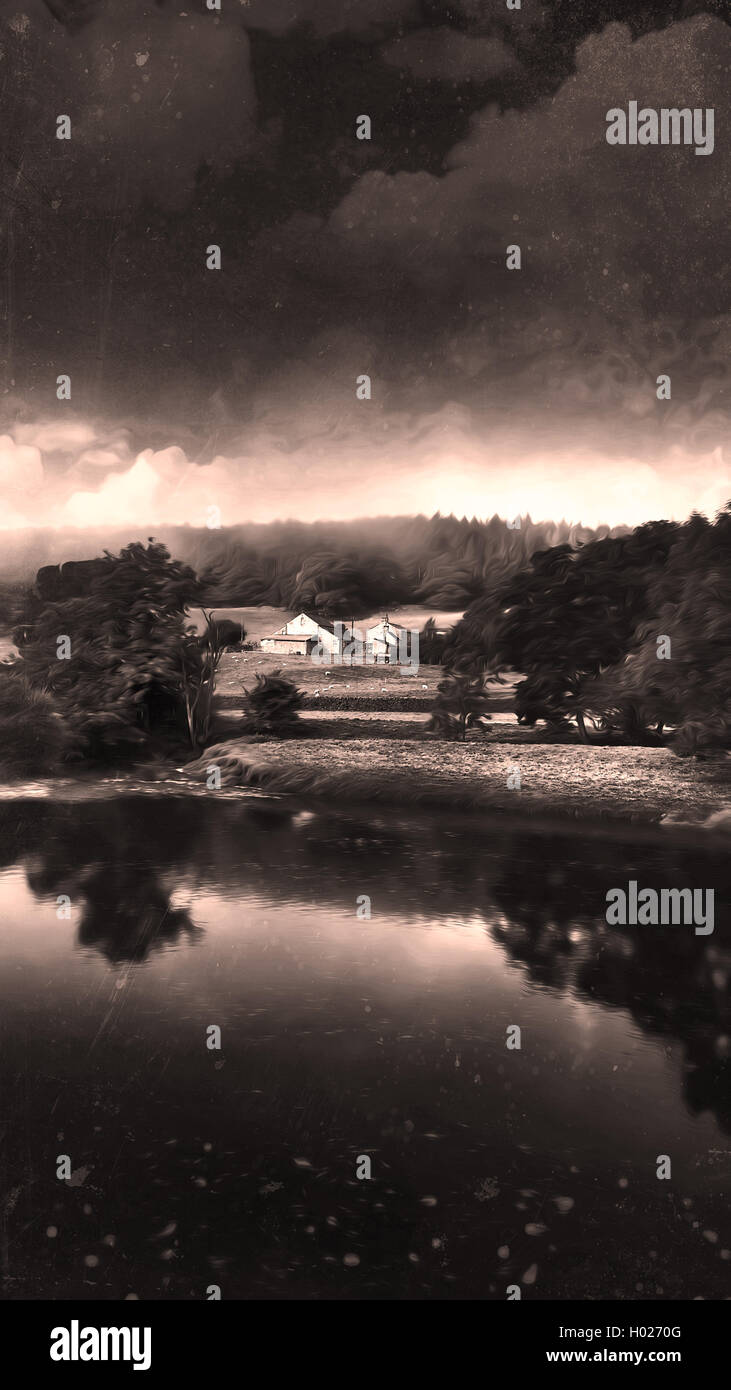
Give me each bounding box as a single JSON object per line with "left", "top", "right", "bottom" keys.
{"left": 0, "top": 513, "right": 624, "bottom": 619}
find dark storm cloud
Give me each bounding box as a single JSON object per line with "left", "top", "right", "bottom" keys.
{"left": 243, "top": 0, "right": 417, "bottom": 35}
{"left": 381, "top": 27, "right": 516, "bottom": 79}
{"left": 32, "top": 0, "right": 419, "bottom": 38}
{"left": 6, "top": 0, "right": 260, "bottom": 210}
{"left": 0, "top": 2, "right": 728, "bottom": 528}
{"left": 187, "top": 13, "right": 728, "bottom": 450}
{"left": 330, "top": 16, "right": 729, "bottom": 333}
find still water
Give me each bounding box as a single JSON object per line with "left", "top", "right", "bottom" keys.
{"left": 0, "top": 794, "right": 728, "bottom": 1300}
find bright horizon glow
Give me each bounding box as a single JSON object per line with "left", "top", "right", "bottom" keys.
{"left": 1, "top": 416, "right": 728, "bottom": 533}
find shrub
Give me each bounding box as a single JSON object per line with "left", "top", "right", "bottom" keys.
{"left": 428, "top": 663, "right": 491, "bottom": 741}
{"left": 0, "top": 670, "right": 77, "bottom": 777}
{"left": 241, "top": 670, "right": 305, "bottom": 736}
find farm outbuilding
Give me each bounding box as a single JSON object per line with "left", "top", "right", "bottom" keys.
{"left": 364, "top": 617, "right": 406, "bottom": 663}
{"left": 260, "top": 612, "right": 341, "bottom": 657}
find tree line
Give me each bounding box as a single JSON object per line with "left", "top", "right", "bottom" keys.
{"left": 1, "top": 513, "right": 623, "bottom": 620}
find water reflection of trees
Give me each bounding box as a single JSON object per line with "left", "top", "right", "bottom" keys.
{"left": 73, "top": 864, "right": 196, "bottom": 963}
{"left": 1, "top": 797, "right": 727, "bottom": 1124}
{"left": 488, "top": 830, "right": 730, "bottom": 1131}
{"left": 5, "top": 801, "right": 200, "bottom": 963}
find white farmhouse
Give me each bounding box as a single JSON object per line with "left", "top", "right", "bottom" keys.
{"left": 365, "top": 616, "right": 407, "bottom": 663}
{"left": 260, "top": 612, "right": 342, "bottom": 657}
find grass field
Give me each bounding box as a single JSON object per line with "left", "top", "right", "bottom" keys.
{"left": 216, "top": 651, "right": 453, "bottom": 697}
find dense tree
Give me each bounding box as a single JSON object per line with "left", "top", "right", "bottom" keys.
{"left": 579, "top": 508, "right": 731, "bottom": 755}
{"left": 445, "top": 520, "right": 682, "bottom": 732}
{"left": 203, "top": 616, "right": 246, "bottom": 650}
{"left": 442, "top": 508, "right": 730, "bottom": 754}
{"left": 14, "top": 541, "right": 217, "bottom": 757}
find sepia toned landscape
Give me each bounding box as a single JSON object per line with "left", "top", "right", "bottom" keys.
{"left": 0, "top": 0, "right": 728, "bottom": 1326}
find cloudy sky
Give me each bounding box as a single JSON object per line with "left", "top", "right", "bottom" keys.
{"left": 0, "top": 0, "right": 728, "bottom": 531}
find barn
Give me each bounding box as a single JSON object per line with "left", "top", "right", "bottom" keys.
{"left": 260, "top": 612, "right": 342, "bottom": 657}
